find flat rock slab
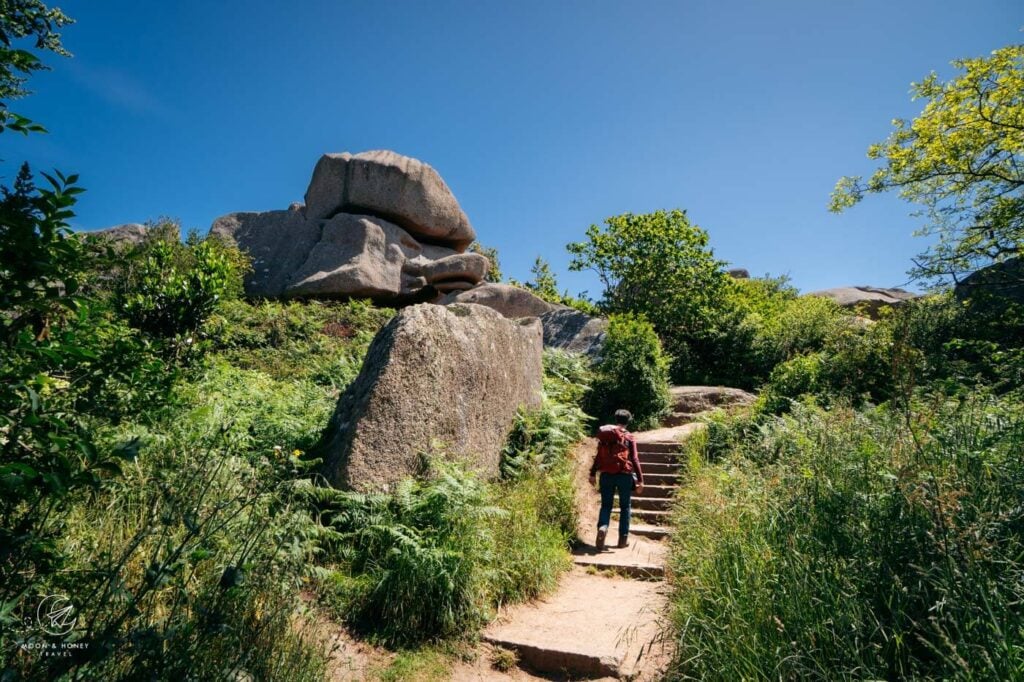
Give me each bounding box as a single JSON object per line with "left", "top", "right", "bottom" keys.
{"left": 634, "top": 422, "right": 705, "bottom": 445}
{"left": 572, "top": 536, "right": 668, "bottom": 579}
{"left": 483, "top": 568, "right": 670, "bottom": 679}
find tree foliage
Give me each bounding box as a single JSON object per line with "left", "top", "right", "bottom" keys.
{"left": 567, "top": 209, "right": 732, "bottom": 380}
{"left": 469, "top": 240, "right": 502, "bottom": 282}
{"left": 831, "top": 44, "right": 1024, "bottom": 283}
{"left": 585, "top": 313, "right": 671, "bottom": 431}
{"left": 0, "top": 0, "right": 72, "bottom": 134}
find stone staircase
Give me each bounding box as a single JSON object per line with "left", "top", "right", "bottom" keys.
{"left": 483, "top": 435, "right": 690, "bottom": 679}
{"left": 617, "top": 442, "right": 684, "bottom": 537}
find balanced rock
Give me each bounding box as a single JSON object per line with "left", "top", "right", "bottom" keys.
{"left": 439, "top": 283, "right": 563, "bottom": 318}
{"left": 210, "top": 150, "right": 487, "bottom": 302}
{"left": 316, "top": 303, "right": 543, "bottom": 491}
{"left": 806, "top": 286, "right": 916, "bottom": 319}
{"left": 304, "top": 150, "right": 475, "bottom": 250}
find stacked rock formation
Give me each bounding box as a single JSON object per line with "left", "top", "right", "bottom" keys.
{"left": 316, "top": 303, "right": 544, "bottom": 491}
{"left": 210, "top": 150, "right": 489, "bottom": 303}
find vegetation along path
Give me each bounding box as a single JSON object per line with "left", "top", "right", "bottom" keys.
{"left": 482, "top": 420, "right": 705, "bottom": 680}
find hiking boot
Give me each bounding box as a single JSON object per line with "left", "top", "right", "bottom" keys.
{"left": 596, "top": 526, "right": 608, "bottom": 550}
{"left": 617, "top": 535, "right": 629, "bottom": 548}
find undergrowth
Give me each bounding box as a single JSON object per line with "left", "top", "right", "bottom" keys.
{"left": 669, "top": 397, "right": 1024, "bottom": 680}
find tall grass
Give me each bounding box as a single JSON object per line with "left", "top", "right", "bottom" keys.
{"left": 669, "top": 396, "right": 1024, "bottom": 680}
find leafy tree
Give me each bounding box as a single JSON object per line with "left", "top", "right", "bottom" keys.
{"left": 525, "top": 256, "right": 561, "bottom": 302}
{"left": 567, "top": 209, "right": 732, "bottom": 380}
{"left": 0, "top": 0, "right": 72, "bottom": 134}
{"left": 469, "top": 240, "right": 502, "bottom": 282}
{"left": 830, "top": 44, "right": 1024, "bottom": 283}
{"left": 585, "top": 314, "right": 671, "bottom": 431}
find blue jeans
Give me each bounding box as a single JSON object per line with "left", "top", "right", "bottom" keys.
{"left": 597, "top": 472, "right": 633, "bottom": 538}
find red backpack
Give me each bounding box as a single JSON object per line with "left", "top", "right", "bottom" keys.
{"left": 595, "top": 425, "right": 633, "bottom": 474}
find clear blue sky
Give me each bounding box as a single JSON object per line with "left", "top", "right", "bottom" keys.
{"left": 5, "top": 1, "right": 1021, "bottom": 296}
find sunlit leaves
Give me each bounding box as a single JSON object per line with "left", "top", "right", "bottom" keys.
{"left": 831, "top": 44, "right": 1024, "bottom": 282}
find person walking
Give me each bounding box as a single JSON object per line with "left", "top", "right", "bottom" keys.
{"left": 588, "top": 409, "right": 644, "bottom": 550}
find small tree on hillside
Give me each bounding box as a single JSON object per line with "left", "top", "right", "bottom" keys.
{"left": 567, "top": 209, "right": 733, "bottom": 381}
{"left": 525, "top": 256, "right": 561, "bottom": 302}
{"left": 586, "top": 314, "right": 672, "bottom": 431}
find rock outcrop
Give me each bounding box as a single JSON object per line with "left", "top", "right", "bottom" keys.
{"left": 806, "top": 286, "right": 916, "bottom": 319}
{"left": 538, "top": 308, "right": 607, "bottom": 356}
{"left": 664, "top": 385, "right": 756, "bottom": 426}
{"left": 210, "top": 150, "right": 487, "bottom": 303}
{"left": 440, "top": 284, "right": 608, "bottom": 356}
{"left": 85, "top": 223, "right": 149, "bottom": 248}
{"left": 439, "top": 283, "right": 563, "bottom": 318}
{"left": 316, "top": 303, "right": 543, "bottom": 491}
{"left": 954, "top": 258, "right": 1024, "bottom": 305}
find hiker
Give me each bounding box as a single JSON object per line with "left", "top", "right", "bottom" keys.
{"left": 588, "top": 409, "right": 644, "bottom": 550}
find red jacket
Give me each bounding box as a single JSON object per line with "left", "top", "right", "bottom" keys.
{"left": 590, "top": 428, "right": 644, "bottom": 485}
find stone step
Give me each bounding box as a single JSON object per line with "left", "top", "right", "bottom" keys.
{"left": 632, "top": 496, "right": 672, "bottom": 511}
{"left": 637, "top": 451, "right": 683, "bottom": 465}
{"left": 573, "top": 554, "right": 665, "bottom": 579}
{"left": 637, "top": 484, "right": 676, "bottom": 499}
{"left": 641, "top": 462, "right": 684, "bottom": 475}
{"left": 644, "top": 472, "right": 681, "bottom": 486}
{"left": 635, "top": 442, "right": 684, "bottom": 454}
{"left": 662, "top": 411, "right": 701, "bottom": 427}
{"left": 614, "top": 508, "right": 672, "bottom": 524}
{"left": 629, "top": 523, "right": 672, "bottom": 540}
{"left": 483, "top": 568, "right": 669, "bottom": 679}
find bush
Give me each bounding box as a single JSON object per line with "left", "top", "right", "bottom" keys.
{"left": 586, "top": 314, "right": 671, "bottom": 430}
{"left": 670, "top": 396, "right": 1024, "bottom": 680}
{"left": 116, "top": 222, "right": 248, "bottom": 347}
{"left": 202, "top": 298, "right": 393, "bottom": 388}
{"left": 318, "top": 461, "right": 500, "bottom": 645}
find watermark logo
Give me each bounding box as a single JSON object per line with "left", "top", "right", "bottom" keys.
{"left": 36, "top": 594, "right": 77, "bottom": 636}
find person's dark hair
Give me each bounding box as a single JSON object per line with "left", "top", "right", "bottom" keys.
{"left": 614, "top": 409, "right": 632, "bottom": 425}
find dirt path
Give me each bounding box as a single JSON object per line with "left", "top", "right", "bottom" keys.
{"left": 473, "top": 424, "right": 700, "bottom": 680}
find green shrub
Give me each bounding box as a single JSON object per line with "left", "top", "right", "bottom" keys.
{"left": 586, "top": 313, "right": 671, "bottom": 430}
{"left": 202, "top": 298, "right": 393, "bottom": 388}
{"left": 116, "top": 222, "right": 247, "bottom": 346}
{"left": 317, "top": 461, "right": 501, "bottom": 645}
{"left": 670, "top": 396, "right": 1024, "bottom": 680}
{"left": 173, "top": 360, "right": 336, "bottom": 454}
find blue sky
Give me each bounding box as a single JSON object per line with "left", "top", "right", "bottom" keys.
{"left": 5, "top": 1, "right": 1021, "bottom": 296}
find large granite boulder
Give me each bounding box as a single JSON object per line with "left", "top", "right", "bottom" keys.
{"left": 539, "top": 308, "right": 607, "bottom": 356}
{"left": 304, "top": 150, "right": 475, "bottom": 250}
{"left": 316, "top": 303, "right": 543, "bottom": 491}
{"left": 210, "top": 150, "right": 486, "bottom": 302}
{"left": 806, "top": 286, "right": 917, "bottom": 319}
{"left": 954, "top": 258, "right": 1024, "bottom": 305}
{"left": 439, "top": 283, "right": 564, "bottom": 318}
